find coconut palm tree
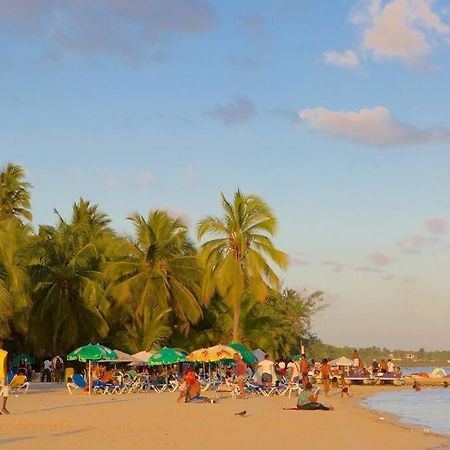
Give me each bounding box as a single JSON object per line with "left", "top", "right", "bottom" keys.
{"left": 0, "top": 219, "right": 32, "bottom": 339}
{"left": 28, "top": 221, "right": 110, "bottom": 354}
{"left": 197, "top": 191, "right": 288, "bottom": 341}
{"left": 0, "top": 162, "right": 32, "bottom": 222}
{"left": 106, "top": 210, "right": 203, "bottom": 341}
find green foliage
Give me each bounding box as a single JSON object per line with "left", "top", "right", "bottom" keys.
{"left": 0, "top": 162, "right": 32, "bottom": 222}
{"left": 0, "top": 163, "right": 324, "bottom": 357}
{"left": 198, "top": 191, "right": 288, "bottom": 340}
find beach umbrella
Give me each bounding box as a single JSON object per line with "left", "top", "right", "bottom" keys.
{"left": 251, "top": 348, "right": 266, "bottom": 362}
{"left": 67, "top": 344, "right": 118, "bottom": 395}
{"left": 187, "top": 345, "right": 237, "bottom": 362}
{"left": 100, "top": 350, "right": 138, "bottom": 363}
{"left": 329, "top": 356, "right": 354, "bottom": 367}
{"left": 11, "top": 353, "right": 35, "bottom": 367}
{"left": 228, "top": 342, "right": 257, "bottom": 365}
{"left": 148, "top": 348, "right": 187, "bottom": 366}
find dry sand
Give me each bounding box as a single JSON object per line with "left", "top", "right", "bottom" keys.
{"left": 1, "top": 383, "right": 449, "bottom": 450}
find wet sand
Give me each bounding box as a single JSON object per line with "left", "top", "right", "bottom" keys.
{"left": 1, "top": 383, "right": 449, "bottom": 450}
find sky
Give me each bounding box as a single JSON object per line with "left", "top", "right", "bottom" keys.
{"left": 1, "top": 0, "right": 450, "bottom": 350}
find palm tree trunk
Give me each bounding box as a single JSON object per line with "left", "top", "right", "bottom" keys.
{"left": 52, "top": 325, "right": 59, "bottom": 355}
{"left": 232, "top": 303, "right": 240, "bottom": 341}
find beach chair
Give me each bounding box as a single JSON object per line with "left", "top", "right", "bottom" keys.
{"left": 9, "top": 375, "right": 30, "bottom": 395}
{"left": 66, "top": 373, "right": 87, "bottom": 395}
{"left": 287, "top": 382, "right": 301, "bottom": 398}
{"left": 215, "top": 380, "right": 238, "bottom": 399}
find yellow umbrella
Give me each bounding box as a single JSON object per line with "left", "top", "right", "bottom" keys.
{"left": 187, "top": 345, "right": 238, "bottom": 362}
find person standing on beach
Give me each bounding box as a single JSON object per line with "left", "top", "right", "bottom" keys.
{"left": 320, "top": 359, "right": 331, "bottom": 397}
{"left": 0, "top": 340, "right": 10, "bottom": 415}
{"left": 287, "top": 357, "right": 300, "bottom": 383}
{"left": 234, "top": 353, "right": 247, "bottom": 399}
{"left": 257, "top": 355, "right": 274, "bottom": 386}
{"left": 300, "top": 354, "right": 309, "bottom": 387}
{"left": 352, "top": 349, "right": 360, "bottom": 368}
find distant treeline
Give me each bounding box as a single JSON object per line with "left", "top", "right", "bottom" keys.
{"left": 307, "top": 341, "right": 450, "bottom": 365}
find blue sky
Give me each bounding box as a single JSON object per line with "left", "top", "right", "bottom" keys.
{"left": 1, "top": 0, "right": 450, "bottom": 349}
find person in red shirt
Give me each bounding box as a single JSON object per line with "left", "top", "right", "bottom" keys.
{"left": 234, "top": 353, "right": 247, "bottom": 399}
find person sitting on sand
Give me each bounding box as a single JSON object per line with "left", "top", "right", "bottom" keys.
{"left": 295, "top": 382, "right": 333, "bottom": 411}
{"left": 331, "top": 376, "right": 339, "bottom": 390}
{"left": 177, "top": 374, "right": 188, "bottom": 403}
{"left": 187, "top": 378, "right": 215, "bottom": 403}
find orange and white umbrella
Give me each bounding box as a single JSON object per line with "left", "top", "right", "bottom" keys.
{"left": 187, "top": 345, "right": 238, "bottom": 362}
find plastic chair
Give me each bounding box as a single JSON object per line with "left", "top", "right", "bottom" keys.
{"left": 9, "top": 375, "right": 30, "bottom": 394}
{"left": 66, "top": 373, "right": 87, "bottom": 395}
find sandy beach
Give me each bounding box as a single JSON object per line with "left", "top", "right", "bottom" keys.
{"left": 1, "top": 384, "right": 449, "bottom": 450}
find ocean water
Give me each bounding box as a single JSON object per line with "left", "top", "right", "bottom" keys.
{"left": 363, "top": 388, "right": 450, "bottom": 436}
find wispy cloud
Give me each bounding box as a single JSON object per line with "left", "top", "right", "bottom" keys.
{"left": 351, "top": 0, "right": 450, "bottom": 65}
{"left": 272, "top": 108, "right": 302, "bottom": 126}
{"left": 0, "top": 0, "right": 216, "bottom": 60}
{"left": 354, "top": 265, "right": 383, "bottom": 273}
{"left": 398, "top": 234, "right": 441, "bottom": 254}
{"left": 207, "top": 96, "right": 256, "bottom": 125}
{"left": 299, "top": 106, "right": 450, "bottom": 146}
{"left": 424, "top": 217, "right": 448, "bottom": 235}
{"left": 322, "top": 49, "right": 359, "bottom": 68}
{"left": 238, "top": 14, "right": 264, "bottom": 35}
{"left": 367, "top": 251, "right": 394, "bottom": 266}
{"left": 321, "top": 259, "right": 345, "bottom": 273}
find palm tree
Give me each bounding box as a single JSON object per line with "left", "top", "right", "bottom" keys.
{"left": 0, "top": 219, "right": 32, "bottom": 339}
{"left": 0, "top": 162, "right": 32, "bottom": 222}
{"left": 28, "top": 221, "right": 110, "bottom": 354}
{"left": 106, "top": 210, "right": 203, "bottom": 345}
{"left": 197, "top": 190, "right": 288, "bottom": 341}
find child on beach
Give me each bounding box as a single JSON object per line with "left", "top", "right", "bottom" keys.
{"left": 341, "top": 379, "right": 350, "bottom": 398}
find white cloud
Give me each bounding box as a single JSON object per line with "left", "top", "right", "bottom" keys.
{"left": 299, "top": 106, "right": 450, "bottom": 146}
{"left": 352, "top": 0, "right": 450, "bottom": 64}
{"left": 398, "top": 234, "right": 442, "bottom": 254}
{"left": 322, "top": 49, "right": 359, "bottom": 68}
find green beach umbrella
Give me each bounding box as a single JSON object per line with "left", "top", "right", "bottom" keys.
{"left": 148, "top": 347, "right": 187, "bottom": 366}
{"left": 11, "top": 353, "right": 35, "bottom": 367}
{"left": 67, "top": 344, "right": 118, "bottom": 395}
{"left": 228, "top": 342, "right": 257, "bottom": 365}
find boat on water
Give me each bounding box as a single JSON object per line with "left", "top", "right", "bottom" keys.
{"left": 405, "top": 368, "right": 450, "bottom": 386}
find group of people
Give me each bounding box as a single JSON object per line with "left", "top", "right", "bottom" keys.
{"left": 41, "top": 355, "right": 65, "bottom": 383}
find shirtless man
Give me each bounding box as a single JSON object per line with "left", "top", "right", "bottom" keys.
{"left": 0, "top": 340, "right": 10, "bottom": 415}
{"left": 300, "top": 354, "right": 309, "bottom": 387}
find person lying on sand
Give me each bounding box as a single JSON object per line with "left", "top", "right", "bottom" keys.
{"left": 283, "top": 382, "right": 333, "bottom": 411}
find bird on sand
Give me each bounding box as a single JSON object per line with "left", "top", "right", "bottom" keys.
{"left": 234, "top": 410, "right": 247, "bottom": 416}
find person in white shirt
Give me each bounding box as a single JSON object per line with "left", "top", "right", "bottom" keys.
{"left": 387, "top": 359, "right": 395, "bottom": 373}
{"left": 287, "top": 358, "right": 300, "bottom": 383}
{"left": 42, "top": 358, "right": 52, "bottom": 382}
{"left": 257, "top": 355, "right": 274, "bottom": 386}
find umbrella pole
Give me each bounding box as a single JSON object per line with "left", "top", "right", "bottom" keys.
{"left": 88, "top": 360, "right": 91, "bottom": 396}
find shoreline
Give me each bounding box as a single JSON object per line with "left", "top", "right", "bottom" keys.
{"left": 1, "top": 383, "right": 450, "bottom": 449}
{"left": 358, "top": 385, "right": 450, "bottom": 440}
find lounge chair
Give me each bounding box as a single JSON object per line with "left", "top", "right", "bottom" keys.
{"left": 9, "top": 375, "right": 30, "bottom": 395}
{"left": 66, "top": 373, "right": 87, "bottom": 395}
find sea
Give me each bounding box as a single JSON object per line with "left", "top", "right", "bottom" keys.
{"left": 363, "top": 366, "right": 450, "bottom": 436}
